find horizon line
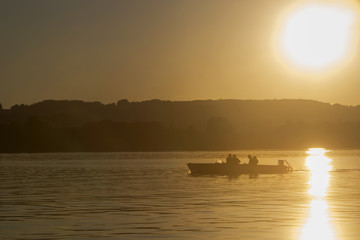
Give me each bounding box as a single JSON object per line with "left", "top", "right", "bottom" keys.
{"left": 2, "top": 98, "right": 359, "bottom": 110}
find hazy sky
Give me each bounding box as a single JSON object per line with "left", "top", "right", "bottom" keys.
{"left": 1, "top": 0, "right": 360, "bottom": 108}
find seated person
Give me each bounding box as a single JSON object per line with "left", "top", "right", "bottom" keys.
{"left": 232, "top": 154, "right": 240, "bottom": 164}
{"left": 226, "top": 154, "right": 240, "bottom": 165}
{"left": 247, "top": 155, "right": 253, "bottom": 165}
{"left": 226, "top": 154, "right": 233, "bottom": 164}
{"left": 248, "top": 155, "right": 259, "bottom": 166}
{"left": 253, "top": 156, "right": 259, "bottom": 165}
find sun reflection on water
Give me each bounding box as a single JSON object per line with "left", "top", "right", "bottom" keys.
{"left": 305, "top": 148, "right": 332, "bottom": 197}
{"left": 300, "top": 148, "right": 336, "bottom": 240}
{"left": 301, "top": 199, "right": 335, "bottom": 240}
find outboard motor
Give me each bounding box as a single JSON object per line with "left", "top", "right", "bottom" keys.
{"left": 278, "top": 159, "right": 294, "bottom": 172}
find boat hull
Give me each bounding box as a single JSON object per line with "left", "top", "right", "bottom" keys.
{"left": 187, "top": 163, "right": 290, "bottom": 175}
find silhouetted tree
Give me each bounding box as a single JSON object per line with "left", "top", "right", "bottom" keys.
{"left": 116, "top": 99, "right": 129, "bottom": 107}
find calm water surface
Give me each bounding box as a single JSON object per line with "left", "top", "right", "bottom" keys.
{"left": 1, "top": 150, "right": 360, "bottom": 240}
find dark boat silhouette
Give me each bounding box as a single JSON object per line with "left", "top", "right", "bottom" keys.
{"left": 187, "top": 160, "right": 293, "bottom": 175}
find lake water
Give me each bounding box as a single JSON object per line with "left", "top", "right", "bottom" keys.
{"left": 1, "top": 150, "right": 360, "bottom": 240}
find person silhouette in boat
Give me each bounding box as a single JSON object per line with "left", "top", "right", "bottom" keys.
{"left": 253, "top": 156, "right": 259, "bottom": 165}
{"left": 232, "top": 154, "right": 240, "bottom": 164}
{"left": 226, "top": 154, "right": 233, "bottom": 164}
{"left": 248, "top": 155, "right": 259, "bottom": 165}
{"left": 226, "top": 154, "right": 240, "bottom": 165}
{"left": 248, "top": 155, "right": 253, "bottom": 165}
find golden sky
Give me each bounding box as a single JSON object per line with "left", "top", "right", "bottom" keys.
{"left": 1, "top": 0, "right": 359, "bottom": 108}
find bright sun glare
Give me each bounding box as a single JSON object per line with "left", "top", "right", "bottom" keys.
{"left": 281, "top": 3, "right": 355, "bottom": 70}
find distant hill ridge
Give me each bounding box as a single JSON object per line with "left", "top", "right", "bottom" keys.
{"left": 2, "top": 99, "right": 360, "bottom": 127}
{"left": 1, "top": 99, "right": 360, "bottom": 152}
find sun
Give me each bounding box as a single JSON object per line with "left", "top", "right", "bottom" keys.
{"left": 280, "top": 2, "right": 356, "bottom": 70}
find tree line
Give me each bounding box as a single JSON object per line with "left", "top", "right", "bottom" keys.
{"left": 1, "top": 99, "right": 360, "bottom": 152}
